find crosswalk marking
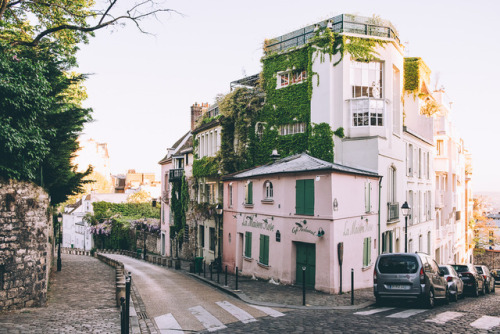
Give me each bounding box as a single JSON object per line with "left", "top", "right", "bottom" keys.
{"left": 216, "top": 301, "right": 257, "bottom": 324}
{"left": 189, "top": 305, "right": 227, "bottom": 332}
{"left": 386, "top": 309, "right": 427, "bottom": 319}
{"left": 425, "top": 311, "right": 464, "bottom": 324}
{"left": 155, "top": 314, "right": 183, "bottom": 334}
{"left": 248, "top": 305, "right": 285, "bottom": 318}
{"left": 354, "top": 307, "right": 394, "bottom": 316}
{"left": 470, "top": 315, "right": 500, "bottom": 330}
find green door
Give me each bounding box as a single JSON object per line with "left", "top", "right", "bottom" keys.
{"left": 296, "top": 242, "right": 316, "bottom": 288}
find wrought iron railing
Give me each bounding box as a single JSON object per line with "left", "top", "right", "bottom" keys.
{"left": 387, "top": 202, "right": 399, "bottom": 221}
{"left": 264, "top": 14, "right": 400, "bottom": 55}
{"left": 169, "top": 169, "right": 184, "bottom": 182}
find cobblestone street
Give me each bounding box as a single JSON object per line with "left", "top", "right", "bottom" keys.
{"left": 0, "top": 254, "right": 120, "bottom": 333}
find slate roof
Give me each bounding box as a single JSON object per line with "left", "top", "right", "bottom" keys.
{"left": 223, "top": 152, "right": 379, "bottom": 180}
{"left": 158, "top": 131, "right": 192, "bottom": 164}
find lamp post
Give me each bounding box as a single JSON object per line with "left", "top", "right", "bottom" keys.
{"left": 215, "top": 204, "right": 223, "bottom": 271}
{"left": 143, "top": 223, "right": 147, "bottom": 260}
{"left": 401, "top": 201, "right": 411, "bottom": 253}
{"left": 57, "top": 213, "right": 62, "bottom": 271}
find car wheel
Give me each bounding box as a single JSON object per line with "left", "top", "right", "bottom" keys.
{"left": 473, "top": 282, "right": 479, "bottom": 297}
{"left": 452, "top": 286, "right": 458, "bottom": 302}
{"left": 444, "top": 287, "right": 450, "bottom": 305}
{"left": 375, "top": 296, "right": 384, "bottom": 306}
{"left": 492, "top": 284, "right": 496, "bottom": 293}
{"left": 486, "top": 281, "right": 490, "bottom": 294}
{"left": 425, "top": 289, "right": 435, "bottom": 309}
{"left": 481, "top": 282, "right": 486, "bottom": 296}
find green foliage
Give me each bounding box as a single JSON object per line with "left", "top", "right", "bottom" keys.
{"left": 404, "top": 57, "right": 421, "bottom": 93}
{"left": 170, "top": 176, "right": 189, "bottom": 237}
{"left": 0, "top": 43, "right": 92, "bottom": 205}
{"left": 192, "top": 156, "right": 220, "bottom": 178}
{"left": 91, "top": 202, "right": 160, "bottom": 222}
{"left": 308, "top": 123, "right": 343, "bottom": 162}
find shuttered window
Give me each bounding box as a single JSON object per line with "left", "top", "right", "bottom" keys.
{"left": 244, "top": 231, "right": 252, "bottom": 258}
{"left": 259, "top": 234, "right": 269, "bottom": 265}
{"left": 245, "top": 182, "right": 253, "bottom": 205}
{"left": 363, "top": 237, "right": 371, "bottom": 267}
{"left": 296, "top": 179, "right": 314, "bottom": 215}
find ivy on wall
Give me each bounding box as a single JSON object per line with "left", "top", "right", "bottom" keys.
{"left": 170, "top": 175, "right": 189, "bottom": 240}
{"left": 403, "top": 57, "right": 439, "bottom": 116}
{"left": 192, "top": 156, "right": 220, "bottom": 178}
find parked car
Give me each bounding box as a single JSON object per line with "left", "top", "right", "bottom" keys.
{"left": 439, "top": 265, "right": 464, "bottom": 302}
{"left": 451, "top": 264, "right": 485, "bottom": 297}
{"left": 492, "top": 269, "right": 500, "bottom": 285}
{"left": 374, "top": 252, "right": 449, "bottom": 308}
{"left": 475, "top": 265, "right": 495, "bottom": 293}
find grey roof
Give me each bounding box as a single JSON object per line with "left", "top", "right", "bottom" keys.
{"left": 223, "top": 153, "right": 379, "bottom": 180}
{"left": 158, "top": 131, "right": 192, "bottom": 164}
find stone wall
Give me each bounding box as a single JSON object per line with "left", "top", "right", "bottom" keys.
{"left": 0, "top": 179, "right": 51, "bottom": 310}
{"left": 136, "top": 231, "right": 159, "bottom": 254}
{"left": 474, "top": 249, "right": 500, "bottom": 269}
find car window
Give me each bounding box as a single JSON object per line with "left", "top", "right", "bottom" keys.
{"left": 449, "top": 267, "right": 458, "bottom": 276}
{"left": 476, "top": 266, "right": 484, "bottom": 274}
{"left": 430, "top": 260, "right": 440, "bottom": 274}
{"left": 439, "top": 266, "right": 449, "bottom": 275}
{"left": 378, "top": 256, "right": 419, "bottom": 274}
{"left": 451, "top": 265, "right": 469, "bottom": 273}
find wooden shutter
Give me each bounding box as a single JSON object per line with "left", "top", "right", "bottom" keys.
{"left": 259, "top": 234, "right": 264, "bottom": 263}
{"left": 296, "top": 180, "right": 305, "bottom": 214}
{"left": 248, "top": 182, "right": 253, "bottom": 204}
{"left": 304, "top": 179, "right": 314, "bottom": 216}
{"left": 245, "top": 232, "right": 252, "bottom": 257}
{"left": 363, "top": 238, "right": 368, "bottom": 266}
{"left": 263, "top": 235, "right": 269, "bottom": 265}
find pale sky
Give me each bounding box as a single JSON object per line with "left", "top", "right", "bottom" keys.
{"left": 77, "top": 0, "right": 500, "bottom": 192}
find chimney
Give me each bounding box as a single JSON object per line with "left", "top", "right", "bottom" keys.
{"left": 270, "top": 149, "right": 280, "bottom": 162}
{"left": 191, "top": 103, "right": 202, "bottom": 131}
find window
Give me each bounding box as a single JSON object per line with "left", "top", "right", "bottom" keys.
{"left": 363, "top": 237, "right": 372, "bottom": 267}
{"left": 245, "top": 181, "right": 253, "bottom": 205}
{"left": 382, "top": 231, "right": 393, "bottom": 253}
{"left": 388, "top": 166, "right": 396, "bottom": 203}
{"left": 209, "top": 227, "right": 215, "bottom": 251}
{"left": 407, "top": 144, "right": 413, "bottom": 176}
{"left": 278, "top": 70, "right": 307, "bottom": 88}
{"left": 279, "top": 123, "right": 306, "bottom": 135}
{"left": 228, "top": 183, "right": 233, "bottom": 207}
{"left": 351, "top": 99, "right": 384, "bottom": 126}
{"left": 437, "top": 140, "right": 444, "bottom": 156}
{"left": 408, "top": 190, "right": 413, "bottom": 224}
{"left": 351, "top": 61, "right": 384, "bottom": 127}
{"left": 264, "top": 181, "right": 273, "bottom": 199}
{"left": 244, "top": 231, "right": 252, "bottom": 258}
{"left": 296, "top": 179, "right": 314, "bottom": 215}
{"left": 365, "top": 181, "right": 372, "bottom": 213}
{"left": 259, "top": 234, "right": 269, "bottom": 265}
{"left": 200, "top": 226, "right": 205, "bottom": 248}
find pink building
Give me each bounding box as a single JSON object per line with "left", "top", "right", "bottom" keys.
{"left": 222, "top": 153, "right": 381, "bottom": 294}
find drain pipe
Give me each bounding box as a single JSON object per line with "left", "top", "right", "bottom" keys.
{"left": 378, "top": 176, "right": 383, "bottom": 255}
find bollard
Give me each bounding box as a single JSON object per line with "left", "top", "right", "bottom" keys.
{"left": 204, "top": 261, "right": 206, "bottom": 278}
{"left": 120, "top": 297, "right": 126, "bottom": 334}
{"left": 217, "top": 265, "right": 220, "bottom": 284}
{"left": 125, "top": 273, "right": 131, "bottom": 334}
{"left": 351, "top": 268, "right": 354, "bottom": 305}
{"left": 235, "top": 266, "right": 239, "bottom": 290}
{"left": 302, "top": 266, "right": 306, "bottom": 306}
{"left": 210, "top": 263, "right": 213, "bottom": 280}
{"left": 225, "top": 265, "right": 228, "bottom": 286}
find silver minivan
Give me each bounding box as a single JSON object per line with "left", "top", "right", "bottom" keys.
{"left": 373, "top": 252, "right": 449, "bottom": 308}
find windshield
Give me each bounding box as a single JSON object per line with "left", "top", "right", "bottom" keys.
{"left": 451, "top": 265, "right": 470, "bottom": 273}
{"left": 476, "top": 266, "right": 484, "bottom": 274}
{"left": 378, "top": 256, "right": 419, "bottom": 274}
{"left": 439, "top": 266, "right": 450, "bottom": 275}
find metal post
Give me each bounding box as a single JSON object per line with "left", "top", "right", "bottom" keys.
{"left": 57, "top": 237, "right": 62, "bottom": 271}
{"left": 235, "top": 266, "right": 239, "bottom": 290}
{"left": 203, "top": 261, "right": 206, "bottom": 278}
{"left": 405, "top": 216, "right": 408, "bottom": 253}
{"left": 339, "top": 264, "right": 342, "bottom": 295}
{"left": 217, "top": 264, "right": 220, "bottom": 284}
{"left": 125, "top": 273, "right": 131, "bottom": 334}
{"left": 225, "top": 265, "right": 228, "bottom": 286}
{"left": 120, "top": 296, "right": 126, "bottom": 334}
{"left": 143, "top": 226, "right": 147, "bottom": 261}
{"left": 210, "top": 263, "right": 213, "bottom": 280}
{"left": 351, "top": 269, "right": 354, "bottom": 305}
{"left": 302, "top": 266, "right": 306, "bottom": 306}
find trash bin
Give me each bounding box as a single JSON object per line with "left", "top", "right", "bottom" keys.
{"left": 195, "top": 257, "right": 203, "bottom": 273}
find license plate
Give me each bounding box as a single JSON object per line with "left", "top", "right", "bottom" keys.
{"left": 389, "top": 285, "right": 410, "bottom": 290}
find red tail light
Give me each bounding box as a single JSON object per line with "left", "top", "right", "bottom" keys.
{"left": 447, "top": 276, "right": 453, "bottom": 282}
{"left": 373, "top": 268, "right": 377, "bottom": 284}
{"left": 483, "top": 275, "right": 487, "bottom": 280}
{"left": 420, "top": 267, "right": 425, "bottom": 284}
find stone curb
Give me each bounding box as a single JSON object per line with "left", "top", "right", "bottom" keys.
{"left": 186, "top": 272, "right": 374, "bottom": 311}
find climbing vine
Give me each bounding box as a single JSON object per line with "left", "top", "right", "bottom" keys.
{"left": 192, "top": 156, "right": 220, "bottom": 178}
{"left": 170, "top": 175, "right": 189, "bottom": 240}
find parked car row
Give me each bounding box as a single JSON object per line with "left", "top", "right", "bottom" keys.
{"left": 373, "top": 252, "right": 497, "bottom": 309}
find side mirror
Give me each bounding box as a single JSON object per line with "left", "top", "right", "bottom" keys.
{"left": 458, "top": 273, "right": 462, "bottom": 278}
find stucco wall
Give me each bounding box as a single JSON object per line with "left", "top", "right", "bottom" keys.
{"left": 0, "top": 179, "right": 51, "bottom": 310}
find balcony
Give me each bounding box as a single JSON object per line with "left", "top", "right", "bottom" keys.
{"left": 264, "top": 14, "right": 400, "bottom": 55}
{"left": 387, "top": 202, "right": 399, "bottom": 222}
{"left": 169, "top": 169, "right": 184, "bottom": 182}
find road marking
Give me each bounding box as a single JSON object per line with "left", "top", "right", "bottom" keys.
{"left": 354, "top": 307, "right": 394, "bottom": 315}
{"left": 470, "top": 315, "right": 500, "bottom": 330}
{"left": 154, "top": 314, "right": 183, "bottom": 334}
{"left": 189, "top": 305, "right": 227, "bottom": 332}
{"left": 386, "top": 309, "right": 427, "bottom": 318}
{"left": 425, "top": 311, "right": 464, "bottom": 324}
{"left": 248, "top": 305, "right": 285, "bottom": 318}
{"left": 216, "top": 301, "right": 257, "bottom": 323}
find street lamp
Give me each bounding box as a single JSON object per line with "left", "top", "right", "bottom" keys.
{"left": 401, "top": 201, "right": 411, "bottom": 253}
{"left": 215, "top": 204, "right": 223, "bottom": 271}
{"left": 57, "top": 213, "right": 62, "bottom": 271}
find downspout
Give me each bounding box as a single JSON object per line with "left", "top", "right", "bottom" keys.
{"left": 378, "top": 176, "right": 383, "bottom": 255}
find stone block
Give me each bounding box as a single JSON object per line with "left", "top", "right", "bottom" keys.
{"left": 8, "top": 288, "right": 19, "bottom": 298}
{"left": 24, "top": 299, "right": 34, "bottom": 307}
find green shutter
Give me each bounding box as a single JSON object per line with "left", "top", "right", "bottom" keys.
{"left": 389, "top": 232, "right": 393, "bottom": 253}
{"left": 368, "top": 237, "right": 371, "bottom": 265}
{"left": 245, "top": 232, "right": 252, "bottom": 257}
{"left": 248, "top": 182, "right": 253, "bottom": 204}
{"left": 264, "top": 235, "right": 269, "bottom": 265}
{"left": 259, "top": 234, "right": 264, "bottom": 263}
{"left": 304, "top": 179, "right": 314, "bottom": 216}
{"left": 363, "top": 238, "right": 367, "bottom": 266}
{"left": 296, "top": 180, "right": 305, "bottom": 214}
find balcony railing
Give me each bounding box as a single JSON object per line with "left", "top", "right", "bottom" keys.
{"left": 169, "top": 169, "right": 184, "bottom": 182}
{"left": 387, "top": 202, "right": 399, "bottom": 222}
{"left": 264, "top": 14, "right": 400, "bottom": 55}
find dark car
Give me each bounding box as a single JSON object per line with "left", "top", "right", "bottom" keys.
{"left": 439, "top": 265, "right": 464, "bottom": 302}
{"left": 492, "top": 269, "right": 500, "bottom": 285}
{"left": 451, "top": 264, "right": 485, "bottom": 297}
{"left": 476, "top": 265, "right": 495, "bottom": 293}
{"left": 374, "top": 252, "right": 449, "bottom": 308}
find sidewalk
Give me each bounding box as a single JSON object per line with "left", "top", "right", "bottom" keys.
{"left": 0, "top": 254, "right": 120, "bottom": 333}
{"left": 171, "top": 258, "right": 375, "bottom": 310}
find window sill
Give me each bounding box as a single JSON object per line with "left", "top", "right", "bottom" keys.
{"left": 244, "top": 204, "right": 254, "bottom": 208}
{"left": 387, "top": 219, "right": 400, "bottom": 224}
{"left": 295, "top": 213, "right": 314, "bottom": 216}
{"left": 362, "top": 264, "right": 373, "bottom": 271}
{"left": 258, "top": 262, "right": 270, "bottom": 269}
{"left": 261, "top": 199, "right": 274, "bottom": 204}
{"left": 243, "top": 256, "right": 253, "bottom": 262}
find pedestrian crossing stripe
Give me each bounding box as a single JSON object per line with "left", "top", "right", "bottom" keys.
{"left": 425, "top": 311, "right": 464, "bottom": 324}
{"left": 216, "top": 301, "right": 257, "bottom": 324}
{"left": 470, "top": 315, "right": 500, "bottom": 330}
{"left": 386, "top": 309, "right": 427, "bottom": 319}
{"left": 248, "top": 305, "right": 286, "bottom": 318}
{"left": 154, "top": 314, "right": 183, "bottom": 334}
{"left": 354, "top": 307, "right": 394, "bottom": 316}
{"left": 189, "top": 305, "right": 227, "bottom": 332}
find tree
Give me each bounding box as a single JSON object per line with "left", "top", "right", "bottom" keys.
{"left": 472, "top": 196, "right": 497, "bottom": 249}
{"left": 127, "top": 190, "right": 152, "bottom": 203}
